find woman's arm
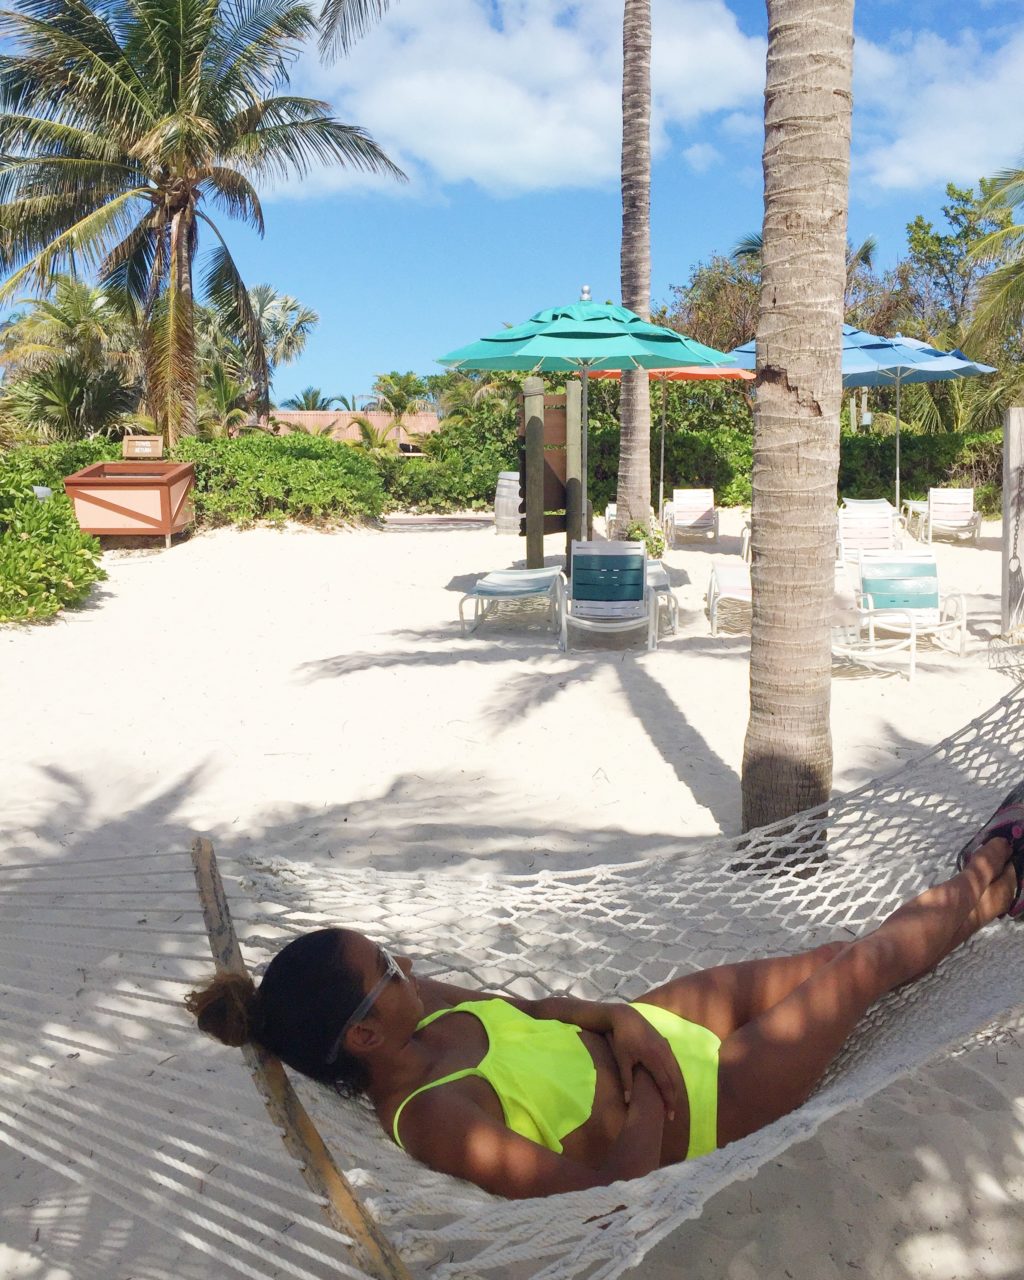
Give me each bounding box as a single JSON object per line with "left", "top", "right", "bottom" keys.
{"left": 398, "top": 1069, "right": 667, "bottom": 1199}
{"left": 416, "top": 979, "right": 683, "bottom": 1116}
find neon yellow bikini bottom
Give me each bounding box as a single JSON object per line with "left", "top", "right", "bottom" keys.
{"left": 630, "top": 1001, "right": 722, "bottom": 1159}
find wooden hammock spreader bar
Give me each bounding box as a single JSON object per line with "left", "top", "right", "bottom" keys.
{"left": 189, "top": 837, "right": 413, "bottom": 1280}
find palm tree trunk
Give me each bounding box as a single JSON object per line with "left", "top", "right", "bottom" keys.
{"left": 615, "top": 0, "right": 652, "bottom": 533}
{"left": 167, "top": 208, "right": 197, "bottom": 448}
{"left": 741, "top": 0, "right": 854, "bottom": 831}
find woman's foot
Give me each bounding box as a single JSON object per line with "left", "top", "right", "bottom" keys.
{"left": 956, "top": 783, "right": 1024, "bottom": 871}
{"left": 957, "top": 825, "right": 1024, "bottom": 920}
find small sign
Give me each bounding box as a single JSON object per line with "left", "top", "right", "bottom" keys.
{"left": 122, "top": 436, "right": 164, "bottom": 459}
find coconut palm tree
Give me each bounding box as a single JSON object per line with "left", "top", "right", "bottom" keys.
{"left": 0, "top": 0, "right": 403, "bottom": 447}
{"left": 741, "top": 0, "right": 855, "bottom": 831}
{"left": 614, "top": 0, "right": 653, "bottom": 534}
{"left": 0, "top": 276, "right": 140, "bottom": 381}
{"left": 970, "top": 166, "right": 1024, "bottom": 338}
{"left": 248, "top": 285, "right": 319, "bottom": 372}
{"left": 281, "top": 386, "right": 341, "bottom": 410}
{"left": 367, "top": 370, "right": 429, "bottom": 443}
{"left": 349, "top": 413, "right": 397, "bottom": 456}
{"left": 197, "top": 366, "right": 250, "bottom": 439}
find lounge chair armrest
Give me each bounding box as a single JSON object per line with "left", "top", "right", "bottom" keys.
{"left": 940, "top": 590, "right": 967, "bottom": 620}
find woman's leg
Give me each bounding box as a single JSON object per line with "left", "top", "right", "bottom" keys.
{"left": 715, "top": 838, "right": 1016, "bottom": 1146}
{"left": 639, "top": 941, "right": 850, "bottom": 1041}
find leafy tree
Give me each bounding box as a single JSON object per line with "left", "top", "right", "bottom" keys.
{"left": 281, "top": 387, "right": 342, "bottom": 410}
{"left": 904, "top": 181, "right": 1011, "bottom": 331}
{"left": 0, "top": 0, "right": 403, "bottom": 447}
{"left": 659, "top": 255, "right": 761, "bottom": 352}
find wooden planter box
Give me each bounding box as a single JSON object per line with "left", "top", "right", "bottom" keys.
{"left": 64, "top": 460, "right": 195, "bottom": 548}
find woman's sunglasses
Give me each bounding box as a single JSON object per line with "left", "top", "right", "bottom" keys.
{"left": 325, "top": 946, "right": 405, "bottom": 1065}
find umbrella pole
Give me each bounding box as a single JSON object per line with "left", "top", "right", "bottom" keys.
{"left": 895, "top": 379, "right": 901, "bottom": 512}
{"left": 659, "top": 377, "right": 667, "bottom": 522}
{"left": 581, "top": 369, "right": 590, "bottom": 541}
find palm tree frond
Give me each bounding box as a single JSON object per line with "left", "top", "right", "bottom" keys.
{"left": 317, "top": 0, "right": 393, "bottom": 61}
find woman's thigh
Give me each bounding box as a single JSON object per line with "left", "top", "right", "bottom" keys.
{"left": 638, "top": 943, "right": 847, "bottom": 1040}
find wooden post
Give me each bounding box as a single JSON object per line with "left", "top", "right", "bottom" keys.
{"left": 189, "top": 838, "right": 413, "bottom": 1280}
{"left": 523, "top": 377, "right": 545, "bottom": 568}
{"left": 1002, "top": 406, "right": 1024, "bottom": 636}
{"left": 565, "top": 378, "right": 582, "bottom": 569}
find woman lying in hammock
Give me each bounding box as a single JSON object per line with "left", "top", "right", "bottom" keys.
{"left": 188, "top": 797, "right": 1024, "bottom": 1200}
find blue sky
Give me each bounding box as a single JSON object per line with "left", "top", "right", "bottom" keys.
{"left": 221, "top": 0, "right": 1024, "bottom": 404}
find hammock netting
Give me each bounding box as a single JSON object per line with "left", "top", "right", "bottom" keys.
{"left": 2, "top": 679, "right": 1023, "bottom": 1280}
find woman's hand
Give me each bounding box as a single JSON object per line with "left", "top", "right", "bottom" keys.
{"left": 607, "top": 1006, "right": 684, "bottom": 1121}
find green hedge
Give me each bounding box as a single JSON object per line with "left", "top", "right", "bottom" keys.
{"left": 590, "top": 424, "right": 1003, "bottom": 514}
{"left": 589, "top": 420, "right": 754, "bottom": 510}
{"left": 0, "top": 440, "right": 113, "bottom": 623}
{"left": 174, "top": 435, "right": 385, "bottom": 526}
{"left": 838, "top": 428, "right": 1003, "bottom": 513}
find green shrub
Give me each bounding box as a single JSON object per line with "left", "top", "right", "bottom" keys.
{"left": 624, "top": 519, "right": 666, "bottom": 560}
{"left": 838, "top": 428, "right": 1002, "bottom": 513}
{"left": 379, "top": 413, "right": 519, "bottom": 513}
{"left": 174, "top": 434, "right": 385, "bottom": 526}
{"left": 0, "top": 471, "right": 106, "bottom": 623}
{"left": 589, "top": 421, "right": 754, "bottom": 511}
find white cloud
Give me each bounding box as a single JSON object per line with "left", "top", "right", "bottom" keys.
{"left": 288, "top": 0, "right": 765, "bottom": 199}
{"left": 682, "top": 142, "right": 721, "bottom": 172}
{"left": 276, "top": 2, "right": 1024, "bottom": 205}
{"left": 853, "top": 28, "right": 1024, "bottom": 191}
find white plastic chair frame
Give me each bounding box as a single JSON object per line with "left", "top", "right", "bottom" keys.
{"left": 923, "top": 487, "right": 982, "bottom": 545}
{"left": 837, "top": 505, "right": 901, "bottom": 562}
{"left": 709, "top": 562, "right": 896, "bottom": 677}
{"left": 856, "top": 549, "right": 968, "bottom": 681}
{"left": 557, "top": 540, "right": 657, "bottom": 651}
{"left": 458, "top": 567, "right": 561, "bottom": 635}
{"left": 662, "top": 489, "right": 719, "bottom": 547}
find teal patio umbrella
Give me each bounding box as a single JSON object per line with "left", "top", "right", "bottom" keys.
{"left": 439, "top": 286, "right": 734, "bottom": 539}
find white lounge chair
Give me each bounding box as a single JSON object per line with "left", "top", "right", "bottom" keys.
{"left": 922, "top": 487, "right": 982, "bottom": 545}
{"left": 663, "top": 489, "right": 719, "bottom": 546}
{"left": 837, "top": 504, "right": 901, "bottom": 561}
{"left": 557, "top": 540, "right": 658, "bottom": 650}
{"left": 856, "top": 549, "right": 968, "bottom": 680}
{"left": 458, "top": 566, "right": 561, "bottom": 634}
{"left": 708, "top": 560, "right": 868, "bottom": 660}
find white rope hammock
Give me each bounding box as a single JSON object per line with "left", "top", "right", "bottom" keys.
{"left": 2, "top": 680, "right": 1024, "bottom": 1280}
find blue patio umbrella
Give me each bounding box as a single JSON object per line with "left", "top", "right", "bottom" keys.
{"left": 440, "top": 286, "right": 734, "bottom": 539}
{"left": 730, "top": 325, "right": 996, "bottom": 509}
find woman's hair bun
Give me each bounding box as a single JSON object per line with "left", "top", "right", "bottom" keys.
{"left": 184, "top": 971, "right": 260, "bottom": 1047}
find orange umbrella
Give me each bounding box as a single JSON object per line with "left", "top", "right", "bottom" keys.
{"left": 588, "top": 367, "right": 754, "bottom": 381}
{"left": 589, "top": 367, "right": 754, "bottom": 515}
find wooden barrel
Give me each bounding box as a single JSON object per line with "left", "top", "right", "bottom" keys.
{"left": 494, "top": 471, "right": 523, "bottom": 534}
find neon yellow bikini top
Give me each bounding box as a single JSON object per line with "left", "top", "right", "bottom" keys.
{"left": 392, "top": 999, "right": 597, "bottom": 1154}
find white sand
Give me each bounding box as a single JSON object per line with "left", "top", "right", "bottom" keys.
{"left": 1, "top": 507, "right": 1022, "bottom": 1278}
